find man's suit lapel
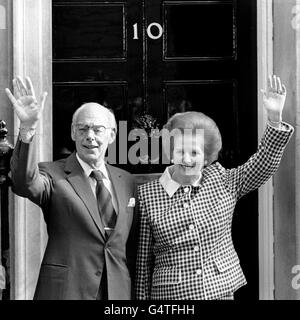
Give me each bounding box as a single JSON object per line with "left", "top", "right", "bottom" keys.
{"left": 64, "top": 153, "right": 106, "bottom": 240}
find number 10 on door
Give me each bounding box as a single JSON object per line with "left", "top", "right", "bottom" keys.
{"left": 133, "top": 23, "right": 163, "bottom": 40}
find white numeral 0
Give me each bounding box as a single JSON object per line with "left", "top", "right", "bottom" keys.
{"left": 147, "top": 23, "right": 163, "bottom": 40}
{"left": 133, "top": 22, "right": 163, "bottom": 40}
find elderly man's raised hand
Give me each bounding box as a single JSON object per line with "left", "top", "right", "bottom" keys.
{"left": 5, "top": 76, "right": 47, "bottom": 128}
{"left": 261, "top": 75, "right": 286, "bottom": 123}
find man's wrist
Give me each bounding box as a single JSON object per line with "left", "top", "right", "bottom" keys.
{"left": 19, "top": 121, "right": 38, "bottom": 130}
{"left": 19, "top": 126, "right": 36, "bottom": 143}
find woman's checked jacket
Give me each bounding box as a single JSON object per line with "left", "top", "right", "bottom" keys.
{"left": 135, "top": 123, "right": 293, "bottom": 300}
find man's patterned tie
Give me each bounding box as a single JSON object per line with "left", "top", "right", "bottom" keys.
{"left": 91, "top": 170, "right": 117, "bottom": 237}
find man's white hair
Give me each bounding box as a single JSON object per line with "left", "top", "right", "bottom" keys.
{"left": 72, "top": 102, "right": 117, "bottom": 133}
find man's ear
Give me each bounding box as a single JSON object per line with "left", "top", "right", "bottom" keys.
{"left": 108, "top": 129, "right": 116, "bottom": 144}
{"left": 71, "top": 125, "right": 76, "bottom": 141}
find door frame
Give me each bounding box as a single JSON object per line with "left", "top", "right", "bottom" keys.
{"left": 257, "top": 0, "right": 274, "bottom": 300}
{"left": 10, "top": 0, "right": 52, "bottom": 300}
{"left": 9, "top": 0, "right": 274, "bottom": 299}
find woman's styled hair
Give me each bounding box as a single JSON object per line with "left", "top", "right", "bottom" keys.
{"left": 162, "top": 111, "right": 222, "bottom": 166}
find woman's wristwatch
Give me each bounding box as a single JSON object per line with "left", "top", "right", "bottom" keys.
{"left": 268, "top": 118, "right": 283, "bottom": 129}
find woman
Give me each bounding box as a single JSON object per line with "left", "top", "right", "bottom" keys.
{"left": 135, "top": 75, "right": 294, "bottom": 300}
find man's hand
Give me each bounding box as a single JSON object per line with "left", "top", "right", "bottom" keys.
{"left": 5, "top": 76, "right": 47, "bottom": 128}
{"left": 261, "top": 75, "right": 286, "bottom": 122}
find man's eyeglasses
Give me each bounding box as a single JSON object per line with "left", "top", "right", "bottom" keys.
{"left": 75, "top": 124, "right": 114, "bottom": 136}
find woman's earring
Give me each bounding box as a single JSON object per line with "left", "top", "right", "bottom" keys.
{"left": 171, "top": 159, "right": 174, "bottom": 164}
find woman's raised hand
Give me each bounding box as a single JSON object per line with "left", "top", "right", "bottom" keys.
{"left": 261, "top": 75, "right": 286, "bottom": 122}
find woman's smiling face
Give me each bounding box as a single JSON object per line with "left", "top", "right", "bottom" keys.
{"left": 172, "top": 131, "right": 205, "bottom": 184}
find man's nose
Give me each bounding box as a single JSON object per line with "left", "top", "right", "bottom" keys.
{"left": 86, "top": 128, "right": 95, "bottom": 141}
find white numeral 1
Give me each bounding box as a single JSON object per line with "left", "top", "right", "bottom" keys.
{"left": 133, "top": 23, "right": 139, "bottom": 39}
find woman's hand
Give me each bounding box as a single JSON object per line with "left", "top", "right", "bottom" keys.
{"left": 5, "top": 76, "right": 47, "bottom": 128}
{"left": 261, "top": 75, "right": 286, "bottom": 123}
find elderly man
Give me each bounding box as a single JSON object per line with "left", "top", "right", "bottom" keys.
{"left": 6, "top": 76, "right": 138, "bottom": 300}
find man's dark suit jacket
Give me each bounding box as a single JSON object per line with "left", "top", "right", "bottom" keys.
{"left": 11, "top": 139, "right": 138, "bottom": 300}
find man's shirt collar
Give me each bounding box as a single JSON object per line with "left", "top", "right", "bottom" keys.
{"left": 76, "top": 153, "right": 108, "bottom": 180}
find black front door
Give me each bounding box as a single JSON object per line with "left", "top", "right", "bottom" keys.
{"left": 52, "top": 0, "right": 258, "bottom": 300}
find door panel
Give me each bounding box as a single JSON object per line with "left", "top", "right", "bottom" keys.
{"left": 163, "top": 1, "right": 237, "bottom": 60}
{"left": 53, "top": 3, "right": 126, "bottom": 60}
{"left": 52, "top": 0, "right": 258, "bottom": 300}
